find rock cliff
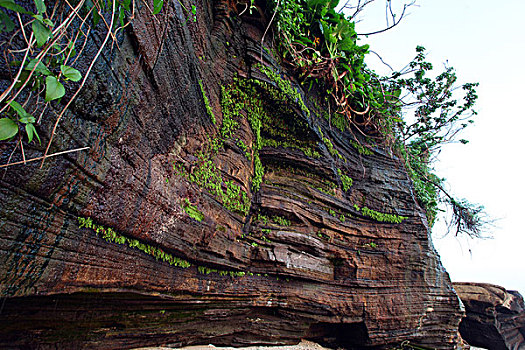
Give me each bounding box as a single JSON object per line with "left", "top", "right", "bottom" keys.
{"left": 0, "top": 0, "right": 463, "bottom": 348}
{"left": 455, "top": 283, "right": 525, "bottom": 350}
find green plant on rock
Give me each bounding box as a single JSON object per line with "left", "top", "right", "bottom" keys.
{"left": 175, "top": 152, "right": 250, "bottom": 216}
{"left": 220, "top": 78, "right": 267, "bottom": 192}
{"left": 256, "top": 64, "right": 310, "bottom": 117}
{"left": 260, "top": 137, "right": 321, "bottom": 159}
{"left": 337, "top": 168, "right": 353, "bottom": 192}
{"left": 236, "top": 139, "right": 251, "bottom": 159}
{"left": 197, "top": 265, "right": 246, "bottom": 277}
{"left": 270, "top": 0, "right": 486, "bottom": 235}
{"left": 272, "top": 215, "right": 291, "bottom": 226}
{"left": 348, "top": 139, "right": 373, "bottom": 155}
{"left": 317, "top": 126, "right": 345, "bottom": 161}
{"left": 199, "top": 80, "right": 216, "bottom": 125}
{"left": 78, "top": 217, "right": 191, "bottom": 268}
{"left": 182, "top": 198, "right": 205, "bottom": 222}
{"left": 353, "top": 204, "right": 406, "bottom": 224}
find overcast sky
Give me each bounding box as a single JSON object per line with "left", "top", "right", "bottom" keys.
{"left": 353, "top": 0, "right": 525, "bottom": 295}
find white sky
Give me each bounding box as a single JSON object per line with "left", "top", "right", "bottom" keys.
{"left": 352, "top": 0, "right": 525, "bottom": 295}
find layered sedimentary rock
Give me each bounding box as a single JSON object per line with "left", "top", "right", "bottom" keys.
{"left": 455, "top": 283, "right": 525, "bottom": 350}
{"left": 0, "top": 0, "right": 462, "bottom": 348}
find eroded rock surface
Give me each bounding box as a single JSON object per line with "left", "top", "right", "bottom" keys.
{"left": 455, "top": 282, "right": 525, "bottom": 350}
{"left": 0, "top": 0, "right": 462, "bottom": 348}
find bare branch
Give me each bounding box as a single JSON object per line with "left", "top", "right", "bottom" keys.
{"left": 369, "top": 49, "right": 394, "bottom": 71}
{"left": 357, "top": 0, "right": 417, "bottom": 36}
{"left": 0, "top": 147, "right": 90, "bottom": 169}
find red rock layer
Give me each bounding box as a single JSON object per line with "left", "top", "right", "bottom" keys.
{"left": 0, "top": 0, "right": 462, "bottom": 348}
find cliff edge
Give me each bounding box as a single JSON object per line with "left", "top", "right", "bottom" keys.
{"left": 0, "top": 0, "right": 462, "bottom": 348}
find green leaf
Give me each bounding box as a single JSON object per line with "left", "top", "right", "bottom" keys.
{"left": 25, "top": 123, "right": 40, "bottom": 143}
{"left": 0, "top": 8, "right": 15, "bottom": 32}
{"left": 8, "top": 100, "right": 27, "bottom": 117}
{"left": 191, "top": 5, "right": 196, "bottom": 21}
{"left": 33, "top": 0, "right": 45, "bottom": 14}
{"left": 32, "top": 19, "right": 51, "bottom": 47}
{"left": 19, "top": 114, "right": 35, "bottom": 124}
{"left": 0, "top": 0, "right": 29, "bottom": 14}
{"left": 92, "top": 4, "right": 100, "bottom": 25}
{"left": 13, "top": 70, "right": 30, "bottom": 89}
{"left": 121, "top": 0, "right": 131, "bottom": 11}
{"left": 67, "top": 42, "right": 76, "bottom": 57}
{"left": 25, "top": 58, "right": 51, "bottom": 75}
{"left": 45, "top": 76, "right": 65, "bottom": 101}
{"left": 153, "top": 0, "right": 163, "bottom": 14}
{"left": 60, "top": 65, "right": 81, "bottom": 82}
{"left": 0, "top": 117, "right": 19, "bottom": 140}
{"left": 337, "top": 36, "right": 354, "bottom": 51}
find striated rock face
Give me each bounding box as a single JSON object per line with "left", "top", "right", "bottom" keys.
{"left": 455, "top": 283, "right": 525, "bottom": 350}
{"left": 0, "top": 0, "right": 462, "bottom": 348}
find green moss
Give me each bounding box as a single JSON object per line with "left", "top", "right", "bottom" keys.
{"left": 236, "top": 139, "right": 251, "bottom": 160}
{"left": 77, "top": 218, "right": 284, "bottom": 280}
{"left": 317, "top": 126, "right": 345, "bottom": 161}
{"left": 261, "top": 235, "right": 272, "bottom": 243}
{"left": 337, "top": 168, "right": 353, "bottom": 191}
{"left": 321, "top": 110, "right": 348, "bottom": 133}
{"left": 78, "top": 217, "right": 191, "bottom": 268}
{"left": 197, "top": 266, "right": 246, "bottom": 277}
{"left": 256, "top": 214, "right": 269, "bottom": 225}
{"left": 175, "top": 151, "right": 250, "bottom": 216}
{"left": 199, "top": 80, "right": 216, "bottom": 125}
{"left": 256, "top": 64, "right": 310, "bottom": 118}
{"left": 272, "top": 215, "right": 291, "bottom": 226}
{"left": 224, "top": 181, "right": 250, "bottom": 214}
{"left": 316, "top": 230, "right": 329, "bottom": 240}
{"left": 252, "top": 153, "right": 264, "bottom": 192}
{"left": 261, "top": 137, "right": 321, "bottom": 159}
{"left": 255, "top": 213, "right": 290, "bottom": 227}
{"left": 221, "top": 78, "right": 267, "bottom": 193}
{"left": 353, "top": 204, "right": 406, "bottom": 223}
{"left": 315, "top": 185, "right": 336, "bottom": 196}
{"left": 349, "top": 139, "right": 373, "bottom": 155}
{"left": 183, "top": 199, "right": 205, "bottom": 222}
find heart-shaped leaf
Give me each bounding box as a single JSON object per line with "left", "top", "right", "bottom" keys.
{"left": 153, "top": 0, "right": 163, "bottom": 14}
{"left": 32, "top": 19, "right": 51, "bottom": 47}
{"left": 45, "top": 76, "right": 65, "bottom": 101}
{"left": 60, "top": 65, "right": 81, "bottom": 82}
{"left": 0, "top": 117, "right": 19, "bottom": 140}
{"left": 33, "top": 0, "right": 45, "bottom": 14}
{"left": 25, "top": 58, "right": 51, "bottom": 75}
